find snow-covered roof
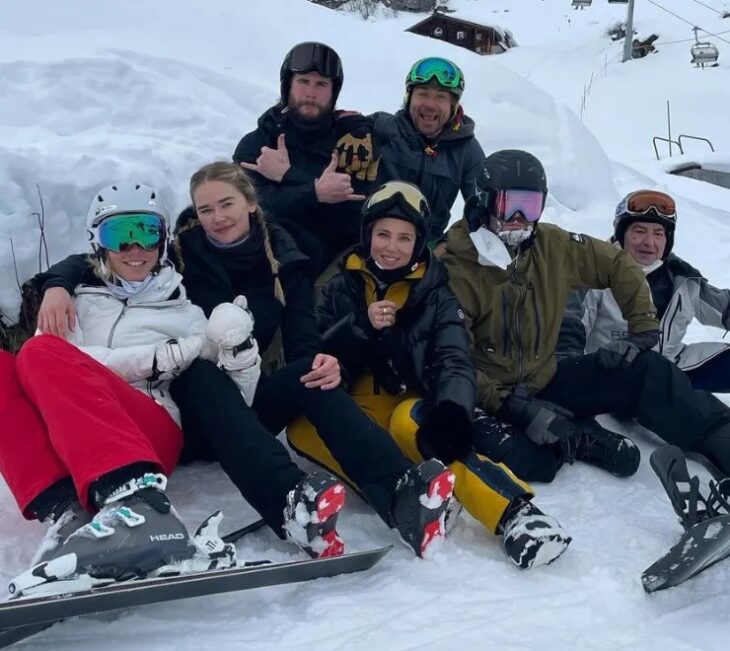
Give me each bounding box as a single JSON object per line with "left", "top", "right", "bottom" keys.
{"left": 409, "top": 10, "right": 501, "bottom": 32}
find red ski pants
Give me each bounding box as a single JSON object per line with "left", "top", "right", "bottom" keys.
{"left": 0, "top": 335, "right": 182, "bottom": 517}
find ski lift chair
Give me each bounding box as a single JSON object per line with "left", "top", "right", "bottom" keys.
{"left": 607, "top": 0, "right": 628, "bottom": 4}
{"left": 691, "top": 42, "right": 719, "bottom": 67}
{"left": 572, "top": 0, "right": 592, "bottom": 9}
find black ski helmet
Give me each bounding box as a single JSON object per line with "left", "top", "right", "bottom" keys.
{"left": 463, "top": 149, "right": 548, "bottom": 231}
{"left": 280, "top": 42, "right": 344, "bottom": 106}
{"left": 360, "top": 181, "right": 430, "bottom": 264}
{"left": 613, "top": 190, "right": 677, "bottom": 258}
{"left": 480, "top": 149, "right": 547, "bottom": 194}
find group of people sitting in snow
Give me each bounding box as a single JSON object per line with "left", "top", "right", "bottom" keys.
{"left": 2, "top": 41, "right": 730, "bottom": 594}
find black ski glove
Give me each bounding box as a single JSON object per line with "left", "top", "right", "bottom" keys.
{"left": 333, "top": 113, "right": 380, "bottom": 182}
{"left": 498, "top": 385, "right": 580, "bottom": 445}
{"left": 416, "top": 401, "right": 473, "bottom": 466}
{"left": 595, "top": 329, "right": 659, "bottom": 370}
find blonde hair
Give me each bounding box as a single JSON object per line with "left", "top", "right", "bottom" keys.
{"left": 89, "top": 252, "right": 114, "bottom": 283}
{"left": 189, "top": 161, "right": 285, "bottom": 305}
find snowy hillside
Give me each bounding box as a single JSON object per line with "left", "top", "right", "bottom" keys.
{"left": 2, "top": 1, "right": 730, "bottom": 649}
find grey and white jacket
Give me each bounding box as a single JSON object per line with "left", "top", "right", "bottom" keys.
{"left": 559, "top": 253, "right": 730, "bottom": 371}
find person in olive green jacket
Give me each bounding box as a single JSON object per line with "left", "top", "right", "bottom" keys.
{"left": 442, "top": 149, "right": 730, "bottom": 483}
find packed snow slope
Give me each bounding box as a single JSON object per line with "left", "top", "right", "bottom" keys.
{"left": 2, "top": 1, "right": 730, "bottom": 649}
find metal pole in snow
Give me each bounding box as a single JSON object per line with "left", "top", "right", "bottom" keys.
{"left": 623, "top": 0, "right": 636, "bottom": 62}
{"left": 667, "top": 100, "right": 672, "bottom": 157}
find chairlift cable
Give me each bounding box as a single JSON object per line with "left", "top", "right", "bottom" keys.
{"left": 645, "top": 0, "right": 730, "bottom": 44}
{"left": 690, "top": 0, "right": 725, "bottom": 17}
{"left": 655, "top": 28, "right": 730, "bottom": 46}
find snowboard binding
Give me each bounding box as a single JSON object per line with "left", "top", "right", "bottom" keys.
{"left": 642, "top": 446, "right": 730, "bottom": 593}
{"left": 650, "top": 445, "right": 730, "bottom": 530}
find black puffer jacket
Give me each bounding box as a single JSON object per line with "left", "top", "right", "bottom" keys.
{"left": 174, "top": 208, "right": 320, "bottom": 363}
{"left": 317, "top": 251, "right": 476, "bottom": 419}
{"left": 233, "top": 105, "right": 375, "bottom": 255}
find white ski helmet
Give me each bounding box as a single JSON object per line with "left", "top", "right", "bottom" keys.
{"left": 87, "top": 182, "right": 170, "bottom": 265}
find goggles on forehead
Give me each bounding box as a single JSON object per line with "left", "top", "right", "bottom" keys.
{"left": 616, "top": 190, "right": 677, "bottom": 221}
{"left": 288, "top": 42, "right": 342, "bottom": 79}
{"left": 409, "top": 57, "right": 464, "bottom": 91}
{"left": 364, "top": 181, "right": 430, "bottom": 221}
{"left": 97, "top": 213, "right": 165, "bottom": 253}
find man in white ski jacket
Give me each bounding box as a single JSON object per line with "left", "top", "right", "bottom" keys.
{"left": 559, "top": 189, "right": 730, "bottom": 392}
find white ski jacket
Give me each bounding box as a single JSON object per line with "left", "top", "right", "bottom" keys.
{"left": 63, "top": 265, "right": 208, "bottom": 425}
{"left": 560, "top": 254, "right": 730, "bottom": 371}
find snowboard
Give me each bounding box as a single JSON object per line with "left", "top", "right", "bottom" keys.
{"left": 641, "top": 514, "right": 730, "bottom": 593}
{"left": 0, "top": 545, "right": 390, "bottom": 648}
{"left": 642, "top": 445, "right": 730, "bottom": 592}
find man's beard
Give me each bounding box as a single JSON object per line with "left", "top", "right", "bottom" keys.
{"left": 288, "top": 99, "right": 332, "bottom": 124}
{"left": 497, "top": 225, "right": 534, "bottom": 248}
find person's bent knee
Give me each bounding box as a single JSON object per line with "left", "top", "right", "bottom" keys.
{"left": 289, "top": 357, "right": 315, "bottom": 375}
{"left": 18, "top": 334, "right": 69, "bottom": 361}
{"left": 633, "top": 349, "right": 669, "bottom": 373}
{"left": 16, "top": 334, "right": 73, "bottom": 378}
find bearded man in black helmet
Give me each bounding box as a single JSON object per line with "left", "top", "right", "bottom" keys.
{"left": 233, "top": 42, "right": 380, "bottom": 276}
{"left": 442, "top": 149, "right": 730, "bottom": 483}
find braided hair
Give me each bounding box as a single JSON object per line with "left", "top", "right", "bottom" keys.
{"left": 188, "top": 161, "right": 285, "bottom": 305}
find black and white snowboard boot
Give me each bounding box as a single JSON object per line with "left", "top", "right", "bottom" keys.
{"left": 9, "top": 473, "right": 196, "bottom": 597}
{"left": 283, "top": 470, "right": 346, "bottom": 559}
{"left": 566, "top": 419, "right": 641, "bottom": 478}
{"left": 498, "top": 498, "right": 572, "bottom": 569}
{"left": 390, "top": 459, "right": 456, "bottom": 557}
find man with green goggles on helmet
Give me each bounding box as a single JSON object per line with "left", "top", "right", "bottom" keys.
{"left": 372, "top": 57, "right": 486, "bottom": 245}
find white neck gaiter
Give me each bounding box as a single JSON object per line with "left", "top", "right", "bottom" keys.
{"left": 468, "top": 227, "right": 516, "bottom": 270}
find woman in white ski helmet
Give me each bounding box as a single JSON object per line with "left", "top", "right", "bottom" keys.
{"left": 0, "top": 182, "right": 258, "bottom": 595}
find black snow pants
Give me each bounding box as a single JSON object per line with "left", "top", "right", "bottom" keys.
{"left": 472, "top": 350, "right": 730, "bottom": 482}
{"left": 172, "top": 358, "right": 410, "bottom": 534}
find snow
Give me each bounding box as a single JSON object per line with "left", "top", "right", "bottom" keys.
{"left": 2, "top": 0, "right": 730, "bottom": 649}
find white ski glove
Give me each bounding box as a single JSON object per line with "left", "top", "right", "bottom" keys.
{"left": 206, "top": 295, "right": 261, "bottom": 406}
{"left": 153, "top": 335, "right": 205, "bottom": 381}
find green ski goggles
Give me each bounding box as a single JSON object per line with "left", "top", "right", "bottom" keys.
{"left": 97, "top": 213, "right": 165, "bottom": 252}
{"left": 408, "top": 57, "right": 464, "bottom": 93}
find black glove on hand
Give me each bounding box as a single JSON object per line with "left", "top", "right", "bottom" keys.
{"left": 499, "top": 386, "right": 579, "bottom": 445}
{"left": 595, "top": 329, "right": 659, "bottom": 370}
{"left": 416, "top": 401, "right": 473, "bottom": 466}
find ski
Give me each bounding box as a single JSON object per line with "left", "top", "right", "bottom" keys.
{"left": 221, "top": 518, "right": 266, "bottom": 544}
{"left": 641, "top": 514, "right": 730, "bottom": 593}
{"left": 0, "top": 546, "right": 390, "bottom": 647}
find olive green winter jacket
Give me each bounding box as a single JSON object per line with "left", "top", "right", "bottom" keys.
{"left": 442, "top": 220, "right": 659, "bottom": 414}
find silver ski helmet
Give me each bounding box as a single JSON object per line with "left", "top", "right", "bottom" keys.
{"left": 87, "top": 182, "right": 170, "bottom": 266}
